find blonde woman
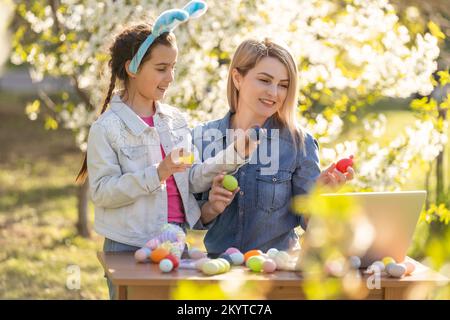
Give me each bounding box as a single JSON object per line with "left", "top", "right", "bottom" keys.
{"left": 193, "top": 39, "right": 354, "bottom": 255}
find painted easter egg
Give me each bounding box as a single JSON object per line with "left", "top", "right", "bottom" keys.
{"left": 165, "top": 254, "right": 179, "bottom": 269}
{"left": 262, "top": 259, "right": 277, "bottom": 273}
{"left": 247, "top": 256, "right": 265, "bottom": 272}
{"left": 150, "top": 247, "right": 170, "bottom": 263}
{"left": 404, "top": 261, "right": 416, "bottom": 275}
{"left": 134, "top": 247, "right": 152, "bottom": 263}
{"left": 219, "top": 253, "right": 233, "bottom": 265}
{"left": 266, "top": 248, "right": 279, "bottom": 259}
{"left": 216, "top": 258, "right": 231, "bottom": 272}
{"left": 180, "top": 152, "right": 195, "bottom": 165}
{"left": 195, "top": 257, "right": 211, "bottom": 270}
{"left": 336, "top": 155, "right": 354, "bottom": 173}
{"left": 386, "top": 263, "right": 407, "bottom": 278}
{"left": 159, "top": 259, "right": 174, "bottom": 273}
{"left": 244, "top": 249, "right": 262, "bottom": 262}
{"left": 382, "top": 256, "right": 396, "bottom": 266}
{"left": 222, "top": 175, "right": 238, "bottom": 192}
{"left": 229, "top": 252, "right": 245, "bottom": 265}
{"left": 225, "top": 247, "right": 240, "bottom": 255}
{"left": 202, "top": 260, "right": 220, "bottom": 275}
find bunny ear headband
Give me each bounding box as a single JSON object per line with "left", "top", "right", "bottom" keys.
{"left": 129, "top": 0, "right": 208, "bottom": 74}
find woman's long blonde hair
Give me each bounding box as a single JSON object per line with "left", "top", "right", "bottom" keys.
{"left": 227, "top": 38, "right": 304, "bottom": 148}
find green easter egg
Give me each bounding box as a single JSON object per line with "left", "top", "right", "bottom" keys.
{"left": 222, "top": 175, "right": 238, "bottom": 192}
{"left": 247, "top": 256, "right": 265, "bottom": 272}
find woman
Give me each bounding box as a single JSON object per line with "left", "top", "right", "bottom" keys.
{"left": 192, "top": 39, "right": 354, "bottom": 255}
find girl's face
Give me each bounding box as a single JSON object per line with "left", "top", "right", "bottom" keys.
{"left": 128, "top": 44, "right": 178, "bottom": 101}
{"left": 233, "top": 56, "right": 289, "bottom": 121}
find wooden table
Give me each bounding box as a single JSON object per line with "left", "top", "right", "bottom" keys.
{"left": 98, "top": 252, "right": 448, "bottom": 300}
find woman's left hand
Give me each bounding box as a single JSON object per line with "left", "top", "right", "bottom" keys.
{"left": 316, "top": 163, "right": 354, "bottom": 190}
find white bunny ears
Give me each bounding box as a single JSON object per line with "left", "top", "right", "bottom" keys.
{"left": 129, "top": 0, "right": 208, "bottom": 74}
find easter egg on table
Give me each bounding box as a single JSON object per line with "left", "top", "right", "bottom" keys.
{"left": 217, "top": 258, "right": 231, "bottom": 272}
{"left": 262, "top": 259, "right": 277, "bottom": 273}
{"left": 386, "top": 263, "right": 406, "bottom": 278}
{"left": 134, "top": 247, "right": 152, "bottom": 263}
{"left": 336, "top": 155, "right": 354, "bottom": 173}
{"left": 219, "top": 253, "right": 233, "bottom": 265}
{"left": 150, "top": 247, "right": 170, "bottom": 263}
{"left": 404, "top": 261, "right": 416, "bottom": 275}
{"left": 165, "top": 254, "right": 179, "bottom": 269}
{"left": 266, "top": 248, "right": 279, "bottom": 259}
{"left": 229, "top": 252, "right": 245, "bottom": 265}
{"left": 202, "top": 260, "right": 220, "bottom": 275}
{"left": 195, "top": 257, "right": 211, "bottom": 270}
{"left": 273, "top": 251, "right": 290, "bottom": 269}
{"left": 247, "top": 256, "right": 265, "bottom": 272}
{"left": 222, "top": 175, "right": 238, "bottom": 192}
{"left": 382, "top": 256, "right": 396, "bottom": 266}
{"left": 159, "top": 259, "right": 174, "bottom": 272}
{"left": 225, "top": 247, "right": 240, "bottom": 255}
{"left": 244, "top": 249, "right": 262, "bottom": 262}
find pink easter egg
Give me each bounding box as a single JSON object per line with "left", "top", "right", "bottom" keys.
{"left": 262, "top": 259, "right": 277, "bottom": 273}
{"left": 404, "top": 261, "right": 416, "bottom": 275}
{"left": 225, "top": 247, "right": 240, "bottom": 255}
{"left": 134, "top": 247, "right": 151, "bottom": 263}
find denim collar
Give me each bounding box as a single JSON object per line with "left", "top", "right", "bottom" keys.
{"left": 110, "top": 94, "right": 171, "bottom": 136}
{"left": 215, "top": 111, "right": 279, "bottom": 142}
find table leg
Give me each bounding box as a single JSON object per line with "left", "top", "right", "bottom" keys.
{"left": 116, "top": 285, "right": 128, "bottom": 300}
{"left": 384, "top": 287, "right": 407, "bottom": 300}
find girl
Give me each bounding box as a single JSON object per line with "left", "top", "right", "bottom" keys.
{"left": 193, "top": 39, "right": 355, "bottom": 255}
{"left": 76, "top": 21, "right": 255, "bottom": 298}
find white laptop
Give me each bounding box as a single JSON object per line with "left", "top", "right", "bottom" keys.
{"left": 300, "top": 191, "right": 427, "bottom": 268}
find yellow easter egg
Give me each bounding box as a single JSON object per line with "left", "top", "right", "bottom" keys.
{"left": 382, "top": 257, "right": 396, "bottom": 266}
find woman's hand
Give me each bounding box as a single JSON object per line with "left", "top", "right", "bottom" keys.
{"left": 157, "top": 148, "right": 192, "bottom": 182}
{"left": 316, "top": 163, "right": 355, "bottom": 190}
{"left": 200, "top": 173, "right": 239, "bottom": 224}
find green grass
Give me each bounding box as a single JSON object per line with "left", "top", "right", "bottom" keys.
{"left": 0, "top": 93, "right": 108, "bottom": 299}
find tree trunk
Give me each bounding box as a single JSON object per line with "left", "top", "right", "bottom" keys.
{"left": 436, "top": 150, "right": 444, "bottom": 204}
{"left": 435, "top": 108, "right": 447, "bottom": 204}
{"left": 425, "top": 162, "right": 432, "bottom": 210}
{"left": 77, "top": 179, "right": 91, "bottom": 238}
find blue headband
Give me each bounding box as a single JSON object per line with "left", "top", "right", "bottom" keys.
{"left": 129, "top": 0, "right": 208, "bottom": 74}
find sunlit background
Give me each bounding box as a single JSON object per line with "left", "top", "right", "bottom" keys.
{"left": 0, "top": 0, "right": 449, "bottom": 299}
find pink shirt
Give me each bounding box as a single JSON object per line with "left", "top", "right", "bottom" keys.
{"left": 141, "top": 116, "right": 186, "bottom": 224}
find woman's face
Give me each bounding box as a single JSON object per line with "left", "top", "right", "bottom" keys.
{"left": 127, "top": 44, "right": 178, "bottom": 101}
{"left": 233, "top": 56, "right": 289, "bottom": 121}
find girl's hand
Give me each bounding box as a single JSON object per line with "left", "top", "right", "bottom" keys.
{"left": 208, "top": 173, "right": 240, "bottom": 215}
{"left": 316, "top": 163, "right": 355, "bottom": 190}
{"left": 157, "top": 148, "right": 192, "bottom": 182}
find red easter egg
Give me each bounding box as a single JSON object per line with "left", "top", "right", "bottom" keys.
{"left": 165, "top": 254, "right": 180, "bottom": 269}
{"left": 336, "top": 155, "right": 354, "bottom": 173}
